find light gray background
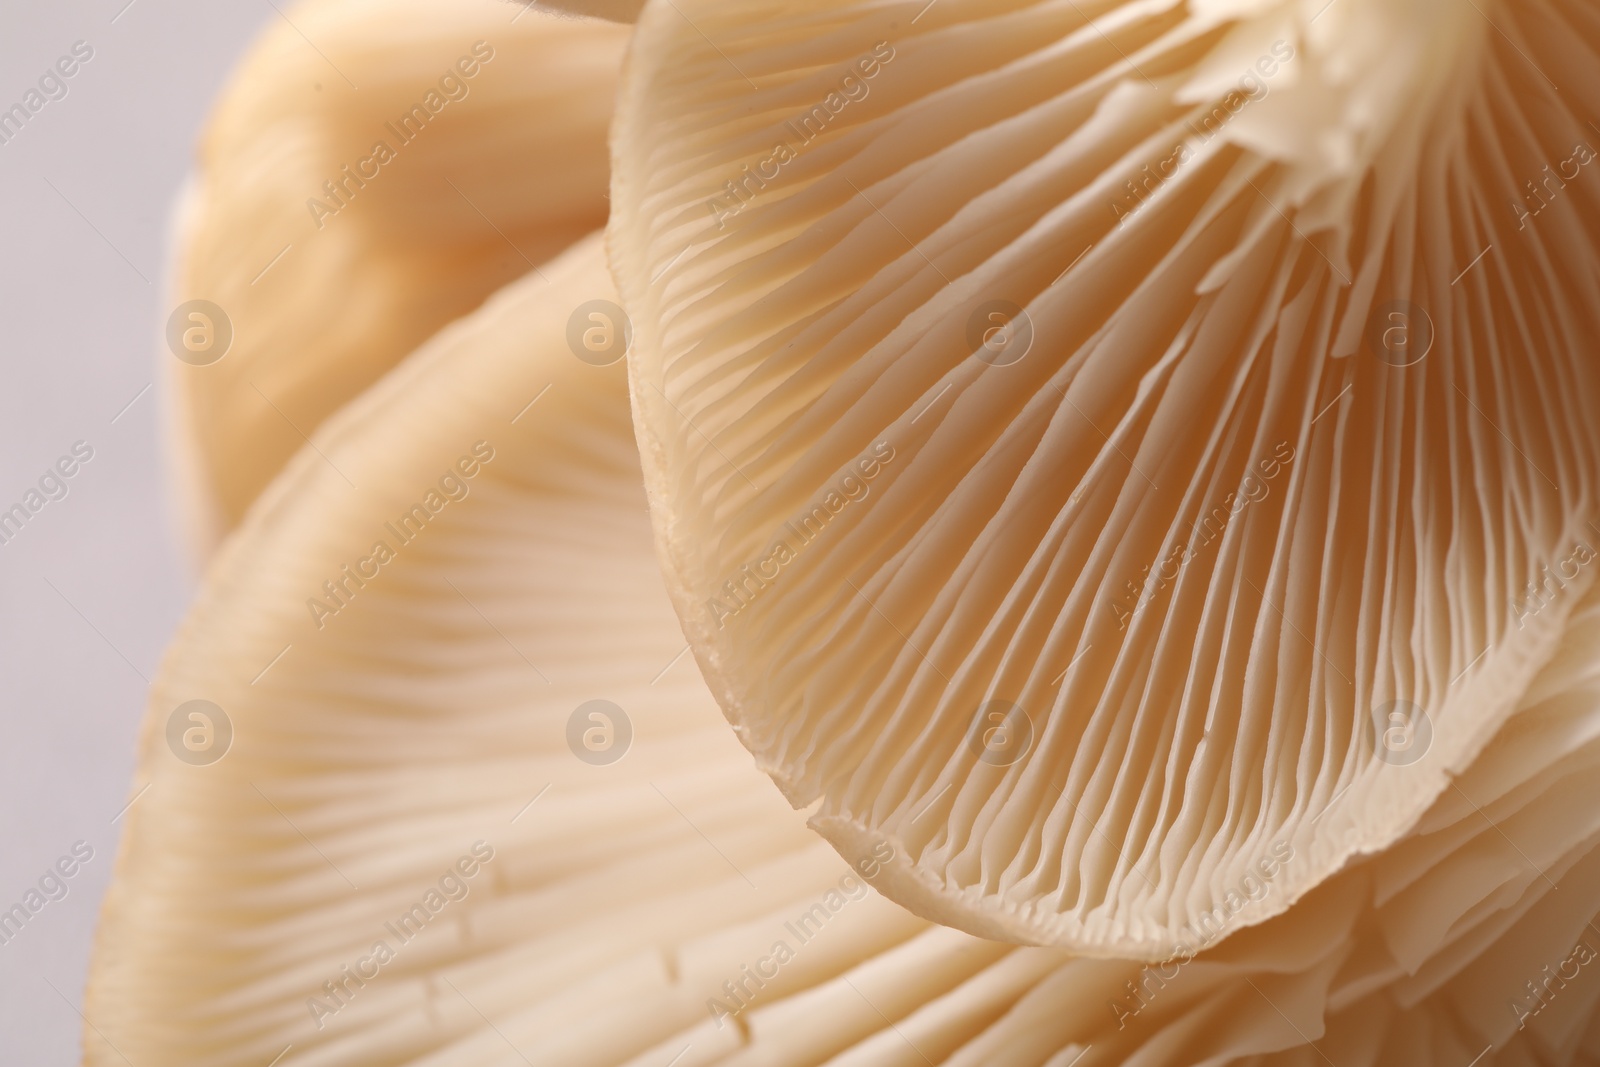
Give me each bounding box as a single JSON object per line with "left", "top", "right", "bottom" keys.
{"left": 0, "top": 1, "right": 270, "bottom": 1060}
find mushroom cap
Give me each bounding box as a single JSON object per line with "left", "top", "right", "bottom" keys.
{"left": 92, "top": 235, "right": 858, "bottom": 1063}
{"left": 608, "top": 0, "right": 1600, "bottom": 953}
{"left": 89, "top": 229, "right": 1600, "bottom": 1067}
{"left": 87, "top": 0, "right": 1600, "bottom": 1059}
{"left": 167, "top": 0, "right": 626, "bottom": 553}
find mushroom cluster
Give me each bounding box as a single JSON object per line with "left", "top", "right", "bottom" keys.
{"left": 85, "top": 0, "right": 1600, "bottom": 1064}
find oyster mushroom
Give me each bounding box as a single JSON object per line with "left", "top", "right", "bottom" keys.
{"left": 93, "top": 236, "right": 896, "bottom": 1064}
{"left": 81, "top": 0, "right": 1600, "bottom": 1063}
{"left": 168, "top": 0, "right": 626, "bottom": 551}
{"left": 90, "top": 233, "right": 1600, "bottom": 1066}
{"left": 608, "top": 0, "right": 1600, "bottom": 954}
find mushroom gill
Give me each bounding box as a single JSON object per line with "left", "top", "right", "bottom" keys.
{"left": 79, "top": 0, "right": 1600, "bottom": 1063}
{"left": 608, "top": 0, "right": 1600, "bottom": 953}
{"left": 91, "top": 236, "right": 877, "bottom": 1064}
{"left": 87, "top": 234, "right": 1600, "bottom": 1067}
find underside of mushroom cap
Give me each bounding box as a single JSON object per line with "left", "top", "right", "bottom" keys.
{"left": 92, "top": 236, "right": 880, "bottom": 1064}
{"left": 168, "top": 0, "right": 626, "bottom": 553}
{"left": 609, "top": 0, "right": 1600, "bottom": 954}
{"left": 88, "top": 229, "right": 1600, "bottom": 1067}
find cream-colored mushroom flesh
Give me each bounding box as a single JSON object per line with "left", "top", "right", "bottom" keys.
{"left": 83, "top": 0, "right": 1600, "bottom": 1062}
{"left": 169, "top": 0, "right": 626, "bottom": 551}
{"left": 609, "top": 0, "right": 1600, "bottom": 952}
{"left": 533, "top": 0, "right": 644, "bottom": 22}
{"left": 93, "top": 236, "right": 882, "bottom": 1064}
{"left": 88, "top": 233, "right": 1600, "bottom": 1067}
